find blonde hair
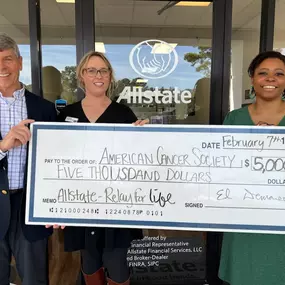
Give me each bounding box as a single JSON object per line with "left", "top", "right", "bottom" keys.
{"left": 76, "top": 51, "right": 116, "bottom": 98}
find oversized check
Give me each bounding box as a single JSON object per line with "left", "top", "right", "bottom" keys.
{"left": 26, "top": 122, "right": 285, "bottom": 233}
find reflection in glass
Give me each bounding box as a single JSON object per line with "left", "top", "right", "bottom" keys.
{"left": 42, "top": 46, "right": 77, "bottom": 104}
{"left": 94, "top": 1, "right": 213, "bottom": 282}
{"left": 100, "top": 44, "right": 211, "bottom": 125}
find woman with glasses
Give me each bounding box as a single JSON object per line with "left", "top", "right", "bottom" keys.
{"left": 57, "top": 51, "right": 147, "bottom": 285}
{"left": 219, "top": 50, "right": 285, "bottom": 285}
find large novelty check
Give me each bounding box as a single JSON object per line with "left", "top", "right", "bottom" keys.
{"left": 26, "top": 123, "right": 285, "bottom": 234}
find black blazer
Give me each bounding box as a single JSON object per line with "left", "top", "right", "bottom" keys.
{"left": 0, "top": 90, "right": 57, "bottom": 241}
{"left": 58, "top": 100, "right": 143, "bottom": 252}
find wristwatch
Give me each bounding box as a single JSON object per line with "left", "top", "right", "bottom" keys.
{"left": 0, "top": 140, "right": 7, "bottom": 154}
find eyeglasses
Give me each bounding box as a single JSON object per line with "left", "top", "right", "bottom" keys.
{"left": 84, "top": 67, "right": 110, "bottom": 77}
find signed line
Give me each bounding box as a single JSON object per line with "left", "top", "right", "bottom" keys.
{"left": 205, "top": 206, "right": 285, "bottom": 210}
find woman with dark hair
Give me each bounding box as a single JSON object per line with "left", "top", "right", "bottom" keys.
{"left": 218, "top": 50, "right": 285, "bottom": 285}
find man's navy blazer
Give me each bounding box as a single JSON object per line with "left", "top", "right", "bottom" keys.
{"left": 0, "top": 90, "right": 56, "bottom": 242}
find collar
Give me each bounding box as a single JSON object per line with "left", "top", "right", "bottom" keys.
{"left": 0, "top": 83, "right": 25, "bottom": 100}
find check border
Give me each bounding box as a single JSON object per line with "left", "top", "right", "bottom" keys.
{"left": 28, "top": 123, "right": 285, "bottom": 232}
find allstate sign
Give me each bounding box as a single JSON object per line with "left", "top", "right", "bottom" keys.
{"left": 129, "top": 39, "right": 178, "bottom": 79}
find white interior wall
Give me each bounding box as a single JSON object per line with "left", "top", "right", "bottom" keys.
{"left": 230, "top": 38, "right": 260, "bottom": 110}
{"left": 230, "top": 40, "right": 243, "bottom": 110}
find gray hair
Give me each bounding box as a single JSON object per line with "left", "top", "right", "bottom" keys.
{"left": 0, "top": 33, "right": 21, "bottom": 57}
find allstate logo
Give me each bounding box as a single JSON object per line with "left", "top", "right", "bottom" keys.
{"left": 129, "top": 39, "right": 178, "bottom": 79}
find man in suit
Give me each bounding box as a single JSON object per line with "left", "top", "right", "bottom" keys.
{"left": 0, "top": 33, "right": 56, "bottom": 284}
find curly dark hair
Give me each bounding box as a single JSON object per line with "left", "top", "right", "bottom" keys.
{"left": 248, "top": 51, "right": 285, "bottom": 77}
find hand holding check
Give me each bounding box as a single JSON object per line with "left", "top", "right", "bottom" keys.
{"left": 0, "top": 119, "right": 34, "bottom": 152}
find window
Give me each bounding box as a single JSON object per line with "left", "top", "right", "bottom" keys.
{"left": 41, "top": 0, "right": 77, "bottom": 105}
{"left": 231, "top": 0, "right": 261, "bottom": 110}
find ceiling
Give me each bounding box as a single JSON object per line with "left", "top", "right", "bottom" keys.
{"left": 0, "top": 0, "right": 284, "bottom": 44}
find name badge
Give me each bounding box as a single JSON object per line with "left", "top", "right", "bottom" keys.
{"left": 65, "top": 116, "right": 78, "bottom": 123}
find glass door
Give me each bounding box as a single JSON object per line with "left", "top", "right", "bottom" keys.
{"left": 95, "top": 1, "right": 213, "bottom": 284}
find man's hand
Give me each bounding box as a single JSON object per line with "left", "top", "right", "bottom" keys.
{"left": 0, "top": 119, "right": 34, "bottom": 152}
{"left": 45, "top": 225, "right": 66, "bottom": 229}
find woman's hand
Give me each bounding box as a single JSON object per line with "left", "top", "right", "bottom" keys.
{"left": 45, "top": 225, "right": 66, "bottom": 229}
{"left": 133, "top": 119, "right": 149, "bottom": 126}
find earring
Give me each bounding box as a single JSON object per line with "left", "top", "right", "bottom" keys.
{"left": 249, "top": 85, "right": 255, "bottom": 99}
{"left": 282, "top": 90, "right": 285, "bottom": 101}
